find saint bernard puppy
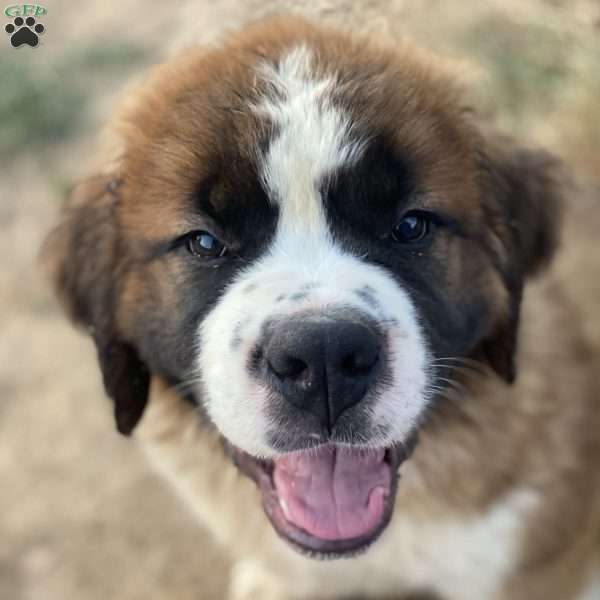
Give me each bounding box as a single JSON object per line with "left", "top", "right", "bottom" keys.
{"left": 44, "top": 16, "right": 600, "bottom": 600}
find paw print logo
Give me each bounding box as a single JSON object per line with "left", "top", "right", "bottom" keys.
{"left": 5, "top": 16, "right": 45, "bottom": 48}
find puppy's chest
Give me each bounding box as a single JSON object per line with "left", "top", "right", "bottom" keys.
{"left": 280, "top": 488, "right": 537, "bottom": 600}
{"left": 138, "top": 394, "right": 537, "bottom": 600}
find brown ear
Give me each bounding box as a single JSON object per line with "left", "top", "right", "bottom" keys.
{"left": 477, "top": 132, "right": 565, "bottom": 382}
{"left": 43, "top": 176, "right": 149, "bottom": 434}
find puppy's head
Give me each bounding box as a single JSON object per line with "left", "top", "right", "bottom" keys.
{"left": 45, "top": 18, "right": 563, "bottom": 557}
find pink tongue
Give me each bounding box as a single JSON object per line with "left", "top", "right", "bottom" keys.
{"left": 273, "top": 446, "right": 390, "bottom": 541}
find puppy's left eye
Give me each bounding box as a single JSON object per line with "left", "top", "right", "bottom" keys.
{"left": 392, "top": 211, "right": 433, "bottom": 243}
{"left": 185, "top": 231, "right": 227, "bottom": 258}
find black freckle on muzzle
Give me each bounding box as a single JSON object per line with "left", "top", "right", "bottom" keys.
{"left": 300, "top": 282, "right": 321, "bottom": 291}
{"left": 289, "top": 291, "right": 309, "bottom": 302}
{"left": 354, "top": 285, "right": 380, "bottom": 311}
{"left": 230, "top": 318, "right": 252, "bottom": 350}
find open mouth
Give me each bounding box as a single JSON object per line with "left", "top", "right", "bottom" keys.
{"left": 233, "top": 444, "right": 406, "bottom": 558}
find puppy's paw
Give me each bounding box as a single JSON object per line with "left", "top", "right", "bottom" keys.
{"left": 229, "top": 559, "right": 292, "bottom": 600}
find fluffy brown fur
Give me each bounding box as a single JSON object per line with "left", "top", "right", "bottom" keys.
{"left": 44, "top": 16, "right": 600, "bottom": 600}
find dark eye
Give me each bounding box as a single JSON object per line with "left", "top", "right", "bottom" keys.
{"left": 185, "top": 231, "right": 227, "bottom": 258}
{"left": 392, "top": 211, "right": 432, "bottom": 243}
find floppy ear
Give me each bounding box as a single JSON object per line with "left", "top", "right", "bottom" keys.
{"left": 476, "top": 132, "right": 565, "bottom": 382}
{"left": 43, "top": 176, "right": 150, "bottom": 434}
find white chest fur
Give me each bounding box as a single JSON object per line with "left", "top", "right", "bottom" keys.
{"left": 137, "top": 390, "right": 539, "bottom": 600}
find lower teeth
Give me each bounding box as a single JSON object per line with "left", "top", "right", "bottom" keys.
{"left": 280, "top": 498, "right": 291, "bottom": 519}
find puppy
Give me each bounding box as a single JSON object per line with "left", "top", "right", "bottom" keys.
{"left": 45, "top": 16, "right": 600, "bottom": 600}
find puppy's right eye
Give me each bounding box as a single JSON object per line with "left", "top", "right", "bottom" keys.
{"left": 185, "top": 231, "right": 227, "bottom": 258}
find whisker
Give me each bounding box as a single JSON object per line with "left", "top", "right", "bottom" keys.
{"left": 165, "top": 375, "right": 203, "bottom": 397}
{"left": 431, "top": 356, "right": 488, "bottom": 371}
{"left": 435, "top": 376, "right": 466, "bottom": 393}
{"left": 426, "top": 386, "right": 476, "bottom": 422}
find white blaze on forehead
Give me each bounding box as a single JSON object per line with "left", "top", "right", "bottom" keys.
{"left": 256, "top": 46, "right": 363, "bottom": 237}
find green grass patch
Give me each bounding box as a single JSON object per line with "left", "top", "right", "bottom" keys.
{"left": 0, "top": 59, "right": 85, "bottom": 158}
{"left": 0, "top": 41, "right": 152, "bottom": 160}
{"left": 460, "top": 16, "right": 571, "bottom": 122}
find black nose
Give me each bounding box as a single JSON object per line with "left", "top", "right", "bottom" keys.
{"left": 262, "top": 318, "right": 381, "bottom": 431}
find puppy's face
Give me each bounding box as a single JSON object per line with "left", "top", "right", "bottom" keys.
{"left": 46, "top": 19, "right": 562, "bottom": 557}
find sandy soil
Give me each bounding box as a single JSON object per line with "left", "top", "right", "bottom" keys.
{"left": 1, "top": 1, "right": 599, "bottom": 599}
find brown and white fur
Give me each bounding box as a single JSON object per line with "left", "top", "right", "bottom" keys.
{"left": 45, "top": 16, "right": 600, "bottom": 600}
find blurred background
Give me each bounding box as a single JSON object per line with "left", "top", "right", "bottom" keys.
{"left": 1, "top": 1, "right": 599, "bottom": 598}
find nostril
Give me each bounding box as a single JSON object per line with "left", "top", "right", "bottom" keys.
{"left": 269, "top": 356, "right": 308, "bottom": 380}
{"left": 341, "top": 351, "right": 379, "bottom": 377}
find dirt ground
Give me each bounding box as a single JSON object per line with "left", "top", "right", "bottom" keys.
{"left": 1, "top": 1, "right": 599, "bottom": 599}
